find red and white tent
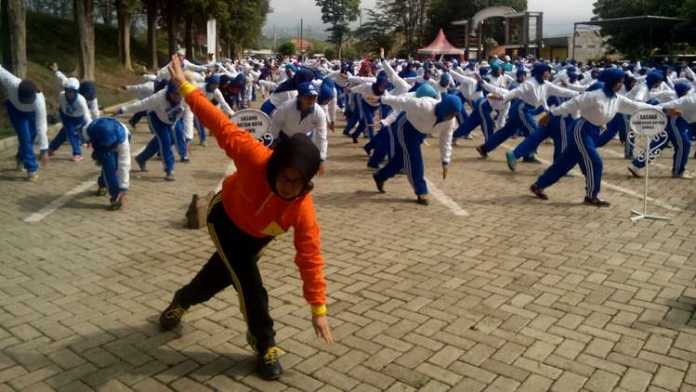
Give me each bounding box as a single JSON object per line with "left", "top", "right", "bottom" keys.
{"left": 417, "top": 29, "right": 465, "bottom": 56}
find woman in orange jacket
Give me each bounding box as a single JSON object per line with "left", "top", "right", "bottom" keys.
{"left": 159, "top": 55, "right": 333, "bottom": 380}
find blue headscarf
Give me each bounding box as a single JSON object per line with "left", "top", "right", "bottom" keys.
{"left": 86, "top": 117, "right": 127, "bottom": 155}
{"left": 478, "top": 67, "right": 489, "bottom": 78}
{"left": 415, "top": 83, "right": 438, "bottom": 99}
{"left": 439, "top": 72, "right": 451, "bottom": 88}
{"left": 79, "top": 81, "right": 96, "bottom": 101}
{"left": 531, "top": 63, "right": 551, "bottom": 84}
{"left": 675, "top": 81, "right": 692, "bottom": 98}
{"left": 646, "top": 70, "right": 664, "bottom": 90}
{"left": 598, "top": 68, "right": 625, "bottom": 98}
{"left": 435, "top": 94, "right": 463, "bottom": 123}
{"left": 372, "top": 72, "right": 389, "bottom": 95}
{"left": 587, "top": 81, "right": 604, "bottom": 92}
{"left": 205, "top": 74, "right": 221, "bottom": 92}
{"left": 516, "top": 68, "right": 527, "bottom": 83}
{"left": 318, "top": 79, "right": 335, "bottom": 105}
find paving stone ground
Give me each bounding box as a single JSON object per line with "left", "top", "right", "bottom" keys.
{"left": 1, "top": 106, "right": 696, "bottom": 392}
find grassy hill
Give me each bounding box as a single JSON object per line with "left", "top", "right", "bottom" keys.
{"left": 0, "top": 11, "right": 169, "bottom": 139}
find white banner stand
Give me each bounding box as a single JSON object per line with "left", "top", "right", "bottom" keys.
{"left": 207, "top": 19, "right": 217, "bottom": 62}
{"left": 628, "top": 108, "right": 669, "bottom": 223}
{"left": 230, "top": 109, "right": 273, "bottom": 146}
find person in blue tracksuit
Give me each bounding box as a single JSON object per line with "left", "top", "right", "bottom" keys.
{"left": 48, "top": 77, "right": 93, "bottom": 161}
{"left": 367, "top": 84, "right": 440, "bottom": 170}
{"left": 450, "top": 67, "right": 500, "bottom": 143}
{"left": 373, "top": 93, "right": 463, "bottom": 205}
{"left": 476, "top": 63, "right": 578, "bottom": 163}
{"left": 117, "top": 81, "right": 185, "bottom": 181}
{"left": 349, "top": 73, "right": 390, "bottom": 143}
{"left": 84, "top": 118, "right": 131, "bottom": 210}
{"left": 0, "top": 65, "right": 49, "bottom": 181}
{"left": 628, "top": 81, "right": 693, "bottom": 178}
{"left": 529, "top": 70, "right": 657, "bottom": 207}
{"left": 504, "top": 94, "right": 576, "bottom": 171}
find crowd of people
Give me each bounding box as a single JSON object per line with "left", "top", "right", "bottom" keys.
{"left": 3, "top": 47, "right": 696, "bottom": 379}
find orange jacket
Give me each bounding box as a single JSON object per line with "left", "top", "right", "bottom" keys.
{"left": 181, "top": 83, "right": 326, "bottom": 308}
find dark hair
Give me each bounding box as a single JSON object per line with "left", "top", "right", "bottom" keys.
{"left": 266, "top": 133, "right": 321, "bottom": 200}
{"left": 18, "top": 80, "right": 38, "bottom": 104}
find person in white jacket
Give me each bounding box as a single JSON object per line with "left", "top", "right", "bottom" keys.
{"left": 530, "top": 69, "right": 657, "bottom": 206}
{"left": 48, "top": 77, "right": 93, "bottom": 161}
{"left": 83, "top": 117, "right": 131, "bottom": 210}
{"left": 0, "top": 65, "right": 48, "bottom": 180}
{"left": 120, "top": 79, "right": 158, "bottom": 128}
{"left": 270, "top": 82, "right": 328, "bottom": 172}
{"left": 116, "top": 81, "right": 187, "bottom": 181}
{"left": 373, "top": 92, "right": 463, "bottom": 205}
{"left": 50, "top": 63, "right": 100, "bottom": 119}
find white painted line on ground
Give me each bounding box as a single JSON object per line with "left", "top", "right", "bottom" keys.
{"left": 25, "top": 140, "right": 147, "bottom": 224}
{"left": 215, "top": 162, "right": 237, "bottom": 193}
{"left": 24, "top": 179, "right": 97, "bottom": 223}
{"left": 425, "top": 178, "right": 470, "bottom": 217}
{"left": 499, "top": 142, "right": 683, "bottom": 212}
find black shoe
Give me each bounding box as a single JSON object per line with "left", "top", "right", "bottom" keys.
{"left": 583, "top": 197, "right": 610, "bottom": 207}
{"left": 363, "top": 145, "right": 371, "bottom": 156}
{"left": 256, "top": 347, "right": 283, "bottom": 380}
{"left": 181, "top": 157, "right": 190, "bottom": 163}
{"left": 135, "top": 156, "right": 147, "bottom": 172}
{"left": 373, "top": 175, "right": 385, "bottom": 193}
{"left": 159, "top": 291, "right": 189, "bottom": 331}
{"left": 352, "top": 136, "right": 359, "bottom": 144}
{"left": 416, "top": 195, "right": 430, "bottom": 205}
{"left": 96, "top": 187, "right": 107, "bottom": 197}
{"left": 475, "top": 145, "right": 488, "bottom": 158}
{"left": 530, "top": 184, "right": 548, "bottom": 200}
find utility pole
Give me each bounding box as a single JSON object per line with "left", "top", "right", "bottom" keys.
{"left": 300, "top": 18, "right": 304, "bottom": 59}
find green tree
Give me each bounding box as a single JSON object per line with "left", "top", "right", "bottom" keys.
{"left": 354, "top": 8, "right": 395, "bottom": 56}
{"left": 593, "top": 0, "right": 695, "bottom": 58}
{"left": 315, "top": 0, "right": 360, "bottom": 58}
{"left": 277, "top": 41, "right": 296, "bottom": 57}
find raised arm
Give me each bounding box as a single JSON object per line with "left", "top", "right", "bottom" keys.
{"left": 0, "top": 64, "right": 20, "bottom": 91}
{"left": 181, "top": 83, "right": 269, "bottom": 168}
{"left": 120, "top": 90, "right": 163, "bottom": 114}
{"left": 381, "top": 60, "right": 411, "bottom": 95}
{"left": 34, "top": 93, "right": 49, "bottom": 151}
{"left": 214, "top": 88, "right": 235, "bottom": 117}
{"left": 617, "top": 94, "right": 659, "bottom": 115}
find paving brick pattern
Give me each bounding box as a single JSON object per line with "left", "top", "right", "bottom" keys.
{"left": 1, "top": 108, "right": 696, "bottom": 391}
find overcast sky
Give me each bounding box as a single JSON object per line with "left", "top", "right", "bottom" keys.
{"left": 263, "top": 0, "right": 595, "bottom": 37}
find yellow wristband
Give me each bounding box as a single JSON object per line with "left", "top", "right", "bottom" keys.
{"left": 179, "top": 81, "right": 197, "bottom": 97}
{"left": 311, "top": 304, "right": 327, "bottom": 317}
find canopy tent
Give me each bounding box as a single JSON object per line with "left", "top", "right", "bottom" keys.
{"left": 417, "top": 29, "right": 465, "bottom": 56}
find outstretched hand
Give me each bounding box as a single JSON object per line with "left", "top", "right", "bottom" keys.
{"left": 167, "top": 54, "right": 187, "bottom": 87}
{"left": 312, "top": 315, "right": 333, "bottom": 344}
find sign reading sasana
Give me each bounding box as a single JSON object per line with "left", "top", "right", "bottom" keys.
{"left": 231, "top": 109, "right": 273, "bottom": 146}
{"left": 629, "top": 108, "right": 667, "bottom": 137}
